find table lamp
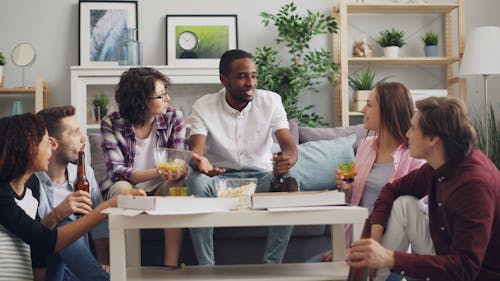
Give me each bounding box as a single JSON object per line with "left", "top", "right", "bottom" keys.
{"left": 459, "top": 26, "right": 500, "bottom": 157}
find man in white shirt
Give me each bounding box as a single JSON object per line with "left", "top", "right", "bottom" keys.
{"left": 33, "top": 106, "right": 109, "bottom": 281}
{"left": 187, "top": 49, "right": 298, "bottom": 265}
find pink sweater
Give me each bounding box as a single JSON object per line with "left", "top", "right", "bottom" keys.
{"left": 345, "top": 136, "right": 425, "bottom": 246}
{"left": 350, "top": 136, "right": 426, "bottom": 206}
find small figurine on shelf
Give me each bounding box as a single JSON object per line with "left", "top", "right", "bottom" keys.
{"left": 91, "top": 92, "right": 109, "bottom": 122}
{"left": 352, "top": 38, "right": 373, "bottom": 57}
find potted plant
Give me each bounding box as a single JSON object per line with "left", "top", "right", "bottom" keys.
{"left": 254, "top": 2, "right": 338, "bottom": 127}
{"left": 376, "top": 28, "right": 406, "bottom": 58}
{"left": 91, "top": 93, "right": 109, "bottom": 122}
{"left": 472, "top": 104, "right": 500, "bottom": 169}
{"left": 0, "top": 51, "right": 6, "bottom": 86}
{"left": 421, "top": 31, "right": 439, "bottom": 57}
{"left": 348, "top": 66, "right": 390, "bottom": 111}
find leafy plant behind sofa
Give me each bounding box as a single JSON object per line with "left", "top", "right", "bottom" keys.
{"left": 254, "top": 2, "right": 338, "bottom": 127}
{"left": 472, "top": 104, "right": 500, "bottom": 169}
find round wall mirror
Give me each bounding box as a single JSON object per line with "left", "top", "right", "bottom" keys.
{"left": 11, "top": 42, "right": 36, "bottom": 87}
{"left": 11, "top": 43, "right": 36, "bottom": 67}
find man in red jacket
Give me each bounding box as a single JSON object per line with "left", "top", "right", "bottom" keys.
{"left": 347, "top": 96, "right": 500, "bottom": 281}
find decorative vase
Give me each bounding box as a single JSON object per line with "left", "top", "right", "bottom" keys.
{"left": 383, "top": 46, "right": 400, "bottom": 58}
{"left": 93, "top": 106, "right": 108, "bottom": 122}
{"left": 11, "top": 100, "right": 23, "bottom": 115}
{"left": 118, "top": 28, "right": 143, "bottom": 66}
{"left": 424, "top": 45, "right": 438, "bottom": 57}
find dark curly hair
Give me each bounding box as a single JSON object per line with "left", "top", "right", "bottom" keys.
{"left": 115, "top": 67, "right": 171, "bottom": 126}
{"left": 0, "top": 113, "right": 46, "bottom": 182}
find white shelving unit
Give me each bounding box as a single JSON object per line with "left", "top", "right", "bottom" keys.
{"left": 70, "top": 65, "right": 221, "bottom": 159}
{"left": 333, "top": 0, "right": 466, "bottom": 126}
{"left": 70, "top": 66, "right": 221, "bottom": 133}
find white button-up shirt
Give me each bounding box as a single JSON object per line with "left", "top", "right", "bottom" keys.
{"left": 190, "top": 88, "right": 288, "bottom": 171}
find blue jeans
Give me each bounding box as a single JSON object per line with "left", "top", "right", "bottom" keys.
{"left": 45, "top": 220, "right": 109, "bottom": 281}
{"left": 186, "top": 169, "right": 293, "bottom": 265}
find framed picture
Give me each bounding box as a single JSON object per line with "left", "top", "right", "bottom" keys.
{"left": 165, "top": 15, "right": 238, "bottom": 67}
{"left": 79, "top": 0, "right": 138, "bottom": 66}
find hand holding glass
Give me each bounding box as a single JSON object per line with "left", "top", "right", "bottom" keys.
{"left": 338, "top": 161, "right": 357, "bottom": 183}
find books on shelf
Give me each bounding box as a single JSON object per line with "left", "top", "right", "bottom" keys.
{"left": 117, "top": 195, "right": 239, "bottom": 214}
{"left": 250, "top": 190, "right": 345, "bottom": 209}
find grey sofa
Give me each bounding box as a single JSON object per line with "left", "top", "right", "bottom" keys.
{"left": 89, "top": 121, "right": 367, "bottom": 265}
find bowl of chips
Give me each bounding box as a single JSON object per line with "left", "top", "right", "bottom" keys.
{"left": 154, "top": 148, "right": 193, "bottom": 174}
{"left": 215, "top": 178, "right": 258, "bottom": 208}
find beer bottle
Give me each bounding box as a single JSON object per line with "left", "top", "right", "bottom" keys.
{"left": 270, "top": 152, "right": 299, "bottom": 192}
{"left": 75, "top": 151, "right": 90, "bottom": 193}
{"left": 271, "top": 152, "right": 285, "bottom": 192}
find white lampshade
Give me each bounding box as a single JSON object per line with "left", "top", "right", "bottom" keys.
{"left": 460, "top": 26, "right": 500, "bottom": 76}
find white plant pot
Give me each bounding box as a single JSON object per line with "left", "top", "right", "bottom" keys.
{"left": 0, "top": 65, "right": 3, "bottom": 86}
{"left": 383, "top": 46, "right": 400, "bottom": 58}
{"left": 353, "top": 90, "right": 371, "bottom": 111}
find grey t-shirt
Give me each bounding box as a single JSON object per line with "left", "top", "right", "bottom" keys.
{"left": 360, "top": 162, "right": 394, "bottom": 213}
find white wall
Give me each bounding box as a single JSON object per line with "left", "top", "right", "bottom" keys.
{"left": 464, "top": 0, "right": 500, "bottom": 115}
{"left": 1, "top": 0, "right": 499, "bottom": 124}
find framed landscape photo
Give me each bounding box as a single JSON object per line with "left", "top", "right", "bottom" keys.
{"left": 79, "top": 0, "right": 138, "bottom": 66}
{"left": 166, "top": 15, "right": 238, "bottom": 67}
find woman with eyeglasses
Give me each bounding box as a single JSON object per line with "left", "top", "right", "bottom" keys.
{"left": 0, "top": 113, "right": 144, "bottom": 280}
{"left": 100, "top": 67, "right": 186, "bottom": 268}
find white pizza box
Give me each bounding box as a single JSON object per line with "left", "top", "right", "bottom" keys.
{"left": 117, "top": 195, "right": 239, "bottom": 213}
{"left": 250, "top": 190, "right": 345, "bottom": 209}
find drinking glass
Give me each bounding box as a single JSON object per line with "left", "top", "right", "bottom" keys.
{"left": 338, "top": 161, "right": 357, "bottom": 183}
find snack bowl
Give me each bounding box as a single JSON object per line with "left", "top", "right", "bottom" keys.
{"left": 215, "top": 178, "right": 257, "bottom": 207}
{"left": 154, "top": 148, "right": 193, "bottom": 174}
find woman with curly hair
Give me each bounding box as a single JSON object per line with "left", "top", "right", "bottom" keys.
{"left": 0, "top": 113, "right": 143, "bottom": 280}
{"left": 100, "top": 67, "right": 186, "bottom": 268}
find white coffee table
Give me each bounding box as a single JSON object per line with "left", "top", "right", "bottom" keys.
{"left": 107, "top": 206, "right": 368, "bottom": 281}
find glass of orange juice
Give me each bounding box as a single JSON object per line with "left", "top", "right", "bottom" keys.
{"left": 169, "top": 187, "right": 188, "bottom": 196}
{"left": 338, "top": 161, "right": 357, "bottom": 183}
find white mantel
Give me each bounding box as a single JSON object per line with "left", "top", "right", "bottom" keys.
{"left": 70, "top": 65, "right": 220, "bottom": 131}
{"left": 70, "top": 65, "right": 222, "bottom": 159}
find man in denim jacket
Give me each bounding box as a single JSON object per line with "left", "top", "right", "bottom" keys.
{"left": 33, "top": 105, "right": 109, "bottom": 281}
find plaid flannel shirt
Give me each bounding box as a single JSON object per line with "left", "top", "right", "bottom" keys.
{"left": 99, "top": 109, "right": 185, "bottom": 194}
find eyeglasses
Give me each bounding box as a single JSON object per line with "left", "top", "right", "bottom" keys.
{"left": 151, "top": 90, "right": 169, "bottom": 100}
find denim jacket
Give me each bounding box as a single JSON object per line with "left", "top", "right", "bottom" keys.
{"left": 35, "top": 164, "right": 108, "bottom": 240}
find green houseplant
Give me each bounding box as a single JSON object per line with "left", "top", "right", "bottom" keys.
{"left": 254, "top": 2, "right": 338, "bottom": 127}
{"left": 91, "top": 93, "right": 109, "bottom": 122}
{"left": 348, "top": 66, "right": 391, "bottom": 91}
{"left": 0, "top": 51, "right": 6, "bottom": 86}
{"left": 348, "top": 66, "right": 390, "bottom": 111}
{"left": 472, "top": 105, "right": 500, "bottom": 169}
{"left": 377, "top": 28, "right": 406, "bottom": 58}
{"left": 0, "top": 52, "right": 6, "bottom": 66}
{"left": 421, "top": 31, "right": 439, "bottom": 57}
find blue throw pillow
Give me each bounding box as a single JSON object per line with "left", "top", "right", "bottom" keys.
{"left": 289, "top": 134, "right": 355, "bottom": 191}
